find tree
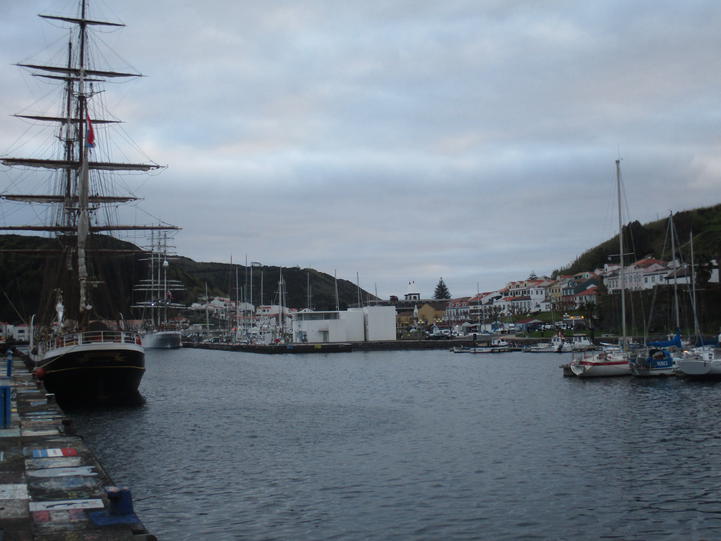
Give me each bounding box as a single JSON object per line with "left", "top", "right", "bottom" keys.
{"left": 433, "top": 277, "right": 451, "bottom": 299}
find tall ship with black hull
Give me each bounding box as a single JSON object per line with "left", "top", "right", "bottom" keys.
{"left": 0, "top": 1, "right": 178, "bottom": 402}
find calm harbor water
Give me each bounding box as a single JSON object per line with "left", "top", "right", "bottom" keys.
{"left": 68, "top": 348, "right": 721, "bottom": 540}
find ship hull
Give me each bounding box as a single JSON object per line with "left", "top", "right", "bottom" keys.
{"left": 569, "top": 352, "right": 631, "bottom": 377}
{"left": 143, "top": 330, "right": 182, "bottom": 349}
{"left": 37, "top": 341, "right": 144, "bottom": 403}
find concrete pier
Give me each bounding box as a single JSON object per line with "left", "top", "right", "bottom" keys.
{"left": 0, "top": 349, "right": 155, "bottom": 541}
{"left": 182, "top": 337, "right": 530, "bottom": 353}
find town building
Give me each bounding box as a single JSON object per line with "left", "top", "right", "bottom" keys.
{"left": 293, "top": 305, "right": 397, "bottom": 343}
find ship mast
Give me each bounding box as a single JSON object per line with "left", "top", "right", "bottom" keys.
{"left": 0, "top": 0, "right": 179, "bottom": 327}
{"left": 616, "top": 159, "right": 627, "bottom": 350}
{"left": 77, "top": 0, "right": 91, "bottom": 319}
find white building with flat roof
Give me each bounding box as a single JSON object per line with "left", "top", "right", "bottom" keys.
{"left": 293, "top": 305, "right": 396, "bottom": 343}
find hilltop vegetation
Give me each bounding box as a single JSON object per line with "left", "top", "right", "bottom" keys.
{"left": 0, "top": 235, "right": 372, "bottom": 323}
{"left": 3, "top": 202, "right": 721, "bottom": 329}
{"left": 555, "top": 203, "right": 721, "bottom": 278}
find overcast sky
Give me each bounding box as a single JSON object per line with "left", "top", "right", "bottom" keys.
{"left": 2, "top": 0, "right": 721, "bottom": 299}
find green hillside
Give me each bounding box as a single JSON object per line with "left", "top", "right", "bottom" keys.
{"left": 0, "top": 234, "right": 373, "bottom": 324}
{"left": 555, "top": 202, "right": 721, "bottom": 277}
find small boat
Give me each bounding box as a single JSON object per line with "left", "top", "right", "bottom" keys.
{"left": 629, "top": 332, "right": 681, "bottom": 377}
{"left": 663, "top": 226, "right": 717, "bottom": 378}
{"left": 676, "top": 347, "right": 721, "bottom": 378}
{"left": 531, "top": 332, "right": 592, "bottom": 353}
{"left": 564, "top": 160, "right": 630, "bottom": 378}
{"left": 569, "top": 335, "right": 596, "bottom": 351}
{"left": 629, "top": 348, "right": 677, "bottom": 376}
{"left": 2, "top": 1, "right": 177, "bottom": 401}
{"left": 526, "top": 333, "right": 566, "bottom": 353}
{"left": 452, "top": 338, "right": 511, "bottom": 354}
{"left": 569, "top": 350, "right": 631, "bottom": 377}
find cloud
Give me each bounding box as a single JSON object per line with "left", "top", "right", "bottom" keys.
{"left": 2, "top": 0, "right": 721, "bottom": 299}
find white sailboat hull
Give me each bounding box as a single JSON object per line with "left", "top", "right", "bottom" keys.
{"left": 676, "top": 349, "right": 721, "bottom": 377}
{"left": 569, "top": 352, "right": 631, "bottom": 377}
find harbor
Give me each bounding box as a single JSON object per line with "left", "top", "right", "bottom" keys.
{"left": 0, "top": 348, "right": 154, "bottom": 540}
{"left": 3, "top": 1, "right": 721, "bottom": 539}
{"left": 62, "top": 347, "right": 721, "bottom": 540}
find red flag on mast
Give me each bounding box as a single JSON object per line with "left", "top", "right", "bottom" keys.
{"left": 86, "top": 113, "right": 95, "bottom": 148}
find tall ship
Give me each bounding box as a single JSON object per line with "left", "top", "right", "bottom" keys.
{"left": 132, "top": 231, "right": 185, "bottom": 349}
{"left": 0, "top": 1, "right": 177, "bottom": 401}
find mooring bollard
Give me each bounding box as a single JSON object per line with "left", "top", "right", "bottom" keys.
{"left": 107, "top": 486, "right": 135, "bottom": 516}
{"left": 0, "top": 386, "right": 11, "bottom": 429}
{"left": 89, "top": 485, "right": 141, "bottom": 526}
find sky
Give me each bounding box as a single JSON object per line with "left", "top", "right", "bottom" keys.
{"left": 1, "top": 0, "right": 721, "bottom": 300}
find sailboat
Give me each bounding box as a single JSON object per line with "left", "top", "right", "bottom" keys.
{"left": 675, "top": 231, "right": 721, "bottom": 377}
{"left": 1, "top": 2, "right": 177, "bottom": 401}
{"left": 568, "top": 159, "right": 631, "bottom": 377}
{"left": 132, "top": 231, "right": 184, "bottom": 349}
{"left": 629, "top": 213, "right": 682, "bottom": 376}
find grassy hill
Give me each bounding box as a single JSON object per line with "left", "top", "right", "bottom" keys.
{"left": 0, "top": 234, "right": 373, "bottom": 324}
{"left": 554, "top": 202, "right": 721, "bottom": 334}
{"left": 555, "top": 202, "right": 721, "bottom": 277}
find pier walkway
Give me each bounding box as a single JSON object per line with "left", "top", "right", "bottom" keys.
{"left": 182, "top": 337, "right": 533, "bottom": 353}
{"left": 0, "top": 350, "right": 155, "bottom": 541}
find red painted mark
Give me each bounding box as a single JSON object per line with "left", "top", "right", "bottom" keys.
{"left": 32, "top": 510, "right": 51, "bottom": 523}
{"left": 578, "top": 361, "right": 628, "bottom": 366}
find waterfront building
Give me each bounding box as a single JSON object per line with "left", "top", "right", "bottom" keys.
{"left": 445, "top": 297, "right": 470, "bottom": 323}
{"left": 1, "top": 323, "right": 29, "bottom": 342}
{"left": 467, "top": 291, "right": 503, "bottom": 323}
{"left": 528, "top": 279, "right": 553, "bottom": 312}
{"left": 602, "top": 258, "right": 686, "bottom": 293}
{"left": 404, "top": 281, "right": 421, "bottom": 301}
{"left": 573, "top": 286, "right": 600, "bottom": 306}
{"left": 414, "top": 302, "right": 448, "bottom": 325}
{"left": 293, "top": 305, "right": 396, "bottom": 343}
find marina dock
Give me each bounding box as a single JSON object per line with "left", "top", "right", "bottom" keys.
{"left": 0, "top": 349, "right": 155, "bottom": 541}
{"left": 182, "top": 337, "right": 530, "bottom": 353}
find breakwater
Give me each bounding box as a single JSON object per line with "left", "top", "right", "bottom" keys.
{"left": 182, "top": 337, "right": 534, "bottom": 353}
{"left": 0, "top": 349, "right": 154, "bottom": 540}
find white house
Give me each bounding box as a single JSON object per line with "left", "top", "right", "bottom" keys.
{"left": 445, "top": 297, "right": 470, "bottom": 323}
{"left": 603, "top": 258, "right": 686, "bottom": 292}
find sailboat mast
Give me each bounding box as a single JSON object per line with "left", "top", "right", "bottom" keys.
{"left": 205, "top": 282, "right": 209, "bottom": 336}
{"left": 307, "top": 272, "right": 311, "bottom": 310}
{"left": 278, "top": 270, "right": 284, "bottom": 341}
{"left": 616, "top": 159, "right": 627, "bottom": 349}
{"left": 669, "top": 212, "right": 680, "bottom": 330}
{"left": 62, "top": 41, "right": 74, "bottom": 229}
{"left": 334, "top": 270, "right": 339, "bottom": 312}
{"left": 235, "top": 263, "right": 239, "bottom": 339}
{"left": 76, "top": 0, "right": 91, "bottom": 321}
{"left": 149, "top": 231, "right": 155, "bottom": 327}
{"left": 162, "top": 232, "right": 168, "bottom": 325}
{"left": 689, "top": 230, "right": 702, "bottom": 341}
